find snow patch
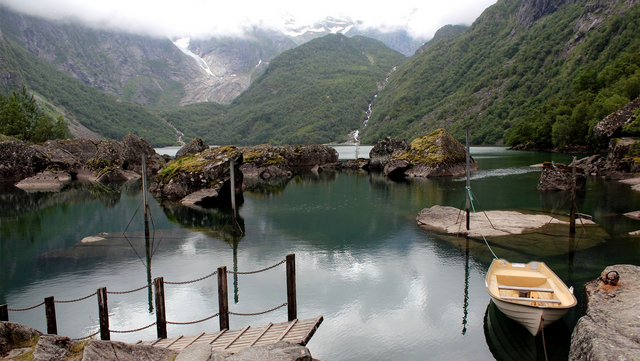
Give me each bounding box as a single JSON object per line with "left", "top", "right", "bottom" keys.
{"left": 172, "top": 37, "right": 215, "bottom": 77}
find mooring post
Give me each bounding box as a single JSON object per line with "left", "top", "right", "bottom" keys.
{"left": 0, "top": 304, "right": 8, "bottom": 321}
{"left": 97, "top": 287, "right": 110, "bottom": 340}
{"left": 286, "top": 254, "right": 297, "bottom": 321}
{"left": 570, "top": 156, "right": 577, "bottom": 234}
{"left": 154, "top": 277, "right": 167, "bottom": 339}
{"left": 44, "top": 296, "right": 57, "bottom": 335}
{"left": 465, "top": 125, "right": 471, "bottom": 231}
{"left": 218, "top": 266, "right": 229, "bottom": 330}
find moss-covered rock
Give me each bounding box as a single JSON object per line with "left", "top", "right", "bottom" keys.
{"left": 384, "top": 128, "right": 476, "bottom": 178}
{"left": 151, "top": 146, "right": 243, "bottom": 206}
{"left": 240, "top": 144, "right": 338, "bottom": 179}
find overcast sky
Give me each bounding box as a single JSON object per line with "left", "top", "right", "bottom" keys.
{"left": 0, "top": 0, "right": 497, "bottom": 39}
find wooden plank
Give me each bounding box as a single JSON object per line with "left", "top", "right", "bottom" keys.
{"left": 183, "top": 332, "right": 206, "bottom": 348}
{"left": 498, "top": 285, "right": 554, "bottom": 292}
{"left": 250, "top": 323, "right": 273, "bottom": 346}
{"left": 277, "top": 319, "right": 298, "bottom": 341}
{"left": 223, "top": 325, "right": 250, "bottom": 350}
{"left": 166, "top": 335, "right": 183, "bottom": 348}
{"left": 500, "top": 296, "right": 561, "bottom": 303}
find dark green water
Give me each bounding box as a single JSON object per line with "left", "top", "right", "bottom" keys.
{"left": 1, "top": 146, "right": 639, "bottom": 360}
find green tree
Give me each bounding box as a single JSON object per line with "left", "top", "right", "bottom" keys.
{"left": 0, "top": 86, "right": 68, "bottom": 142}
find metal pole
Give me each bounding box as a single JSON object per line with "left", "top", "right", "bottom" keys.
{"left": 142, "top": 153, "right": 149, "bottom": 240}
{"left": 466, "top": 126, "right": 471, "bottom": 231}
{"left": 570, "top": 156, "right": 577, "bottom": 234}
{"left": 230, "top": 159, "right": 238, "bottom": 234}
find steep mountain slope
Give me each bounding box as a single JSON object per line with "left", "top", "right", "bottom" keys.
{"left": 0, "top": 31, "right": 177, "bottom": 146}
{"left": 162, "top": 34, "right": 406, "bottom": 145}
{"left": 362, "top": 0, "right": 640, "bottom": 145}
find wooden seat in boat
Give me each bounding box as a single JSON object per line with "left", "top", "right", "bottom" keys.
{"left": 498, "top": 285, "right": 554, "bottom": 293}
{"left": 500, "top": 296, "right": 561, "bottom": 304}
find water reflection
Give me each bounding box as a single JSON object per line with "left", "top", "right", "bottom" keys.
{"left": 159, "top": 200, "right": 245, "bottom": 243}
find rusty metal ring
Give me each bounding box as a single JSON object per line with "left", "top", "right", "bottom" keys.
{"left": 605, "top": 270, "right": 620, "bottom": 286}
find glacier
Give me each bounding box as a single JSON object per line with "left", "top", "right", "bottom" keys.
{"left": 172, "top": 37, "right": 215, "bottom": 77}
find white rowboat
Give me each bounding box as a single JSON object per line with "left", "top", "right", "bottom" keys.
{"left": 485, "top": 259, "right": 577, "bottom": 335}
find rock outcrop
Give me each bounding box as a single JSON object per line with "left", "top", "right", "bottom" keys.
{"left": 593, "top": 97, "right": 640, "bottom": 139}
{"left": 371, "top": 129, "right": 476, "bottom": 179}
{"left": 0, "top": 321, "right": 41, "bottom": 357}
{"left": 150, "top": 146, "right": 243, "bottom": 207}
{"left": 0, "top": 141, "right": 50, "bottom": 182}
{"left": 537, "top": 162, "right": 586, "bottom": 191}
{"left": 175, "top": 341, "right": 315, "bottom": 361}
{"left": 570, "top": 264, "right": 640, "bottom": 360}
{"left": 176, "top": 138, "right": 209, "bottom": 159}
{"left": 368, "top": 137, "right": 410, "bottom": 169}
{"left": 15, "top": 171, "right": 73, "bottom": 191}
{"left": 240, "top": 144, "right": 338, "bottom": 179}
{"left": 82, "top": 340, "right": 176, "bottom": 361}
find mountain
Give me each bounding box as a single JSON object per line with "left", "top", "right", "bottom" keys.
{"left": 361, "top": 0, "right": 640, "bottom": 147}
{"left": 0, "top": 28, "right": 177, "bottom": 146}
{"left": 161, "top": 34, "right": 406, "bottom": 145}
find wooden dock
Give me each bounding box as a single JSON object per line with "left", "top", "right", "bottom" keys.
{"left": 138, "top": 316, "right": 323, "bottom": 354}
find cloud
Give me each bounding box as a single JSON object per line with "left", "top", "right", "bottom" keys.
{"left": 0, "top": 0, "right": 497, "bottom": 39}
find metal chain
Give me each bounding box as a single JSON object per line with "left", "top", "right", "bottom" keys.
{"left": 110, "top": 322, "right": 156, "bottom": 333}
{"left": 70, "top": 330, "right": 100, "bottom": 341}
{"left": 107, "top": 283, "right": 153, "bottom": 295}
{"left": 8, "top": 301, "right": 45, "bottom": 312}
{"left": 165, "top": 270, "right": 218, "bottom": 285}
{"left": 55, "top": 291, "right": 98, "bottom": 304}
{"left": 228, "top": 259, "right": 286, "bottom": 275}
{"left": 540, "top": 316, "right": 549, "bottom": 361}
{"left": 167, "top": 313, "right": 219, "bottom": 325}
{"left": 229, "top": 302, "right": 287, "bottom": 316}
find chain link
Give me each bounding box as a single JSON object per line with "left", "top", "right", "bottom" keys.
{"left": 55, "top": 291, "right": 98, "bottom": 304}
{"left": 8, "top": 301, "right": 45, "bottom": 312}
{"left": 228, "top": 259, "right": 286, "bottom": 275}
{"left": 107, "top": 283, "right": 153, "bottom": 295}
{"left": 110, "top": 322, "right": 156, "bottom": 333}
{"left": 229, "top": 302, "right": 287, "bottom": 316}
{"left": 165, "top": 270, "right": 218, "bottom": 285}
{"left": 167, "top": 313, "right": 219, "bottom": 325}
{"left": 70, "top": 330, "right": 100, "bottom": 341}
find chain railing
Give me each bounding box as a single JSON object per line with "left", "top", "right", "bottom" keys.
{"left": 0, "top": 254, "right": 297, "bottom": 342}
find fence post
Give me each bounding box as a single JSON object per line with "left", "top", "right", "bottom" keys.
{"left": 154, "top": 277, "right": 167, "bottom": 339}
{"left": 44, "top": 296, "right": 57, "bottom": 335}
{"left": 286, "top": 254, "right": 297, "bottom": 321}
{"left": 97, "top": 287, "right": 110, "bottom": 340}
{"left": 217, "top": 266, "right": 229, "bottom": 330}
{"left": 0, "top": 304, "right": 7, "bottom": 321}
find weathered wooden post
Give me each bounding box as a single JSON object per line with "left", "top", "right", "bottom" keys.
{"left": 0, "top": 304, "right": 8, "bottom": 321}
{"left": 286, "top": 254, "right": 297, "bottom": 321}
{"left": 44, "top": 296, "right": 57, "bottom": 335}
{"left": 154, "top": 277, "right": 167, "bottom": 339}
{"left": 97, "top": 287, "right": 110, "bottom": 340}
{"left": 218, "top": 266, "right": 229, "bottom": 330}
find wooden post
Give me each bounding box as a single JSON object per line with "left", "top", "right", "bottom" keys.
{"left": 286, "top": 254, "right": 297, "bottom": 321}
{"left": 218, "top": 266, "right": 229, "bottom": 330}
{"left": 97, "top": 287, "right": 110, "bottom": 340}
{"left": 154, "top": 277, "right": 167, "bottom": 339}
{"left": 44, "top": 296, "right": 57, "bottom": 335}
{"left": 230, "top": 159, "right": 238, "bottom": 234}
{"left": 0, "top": 304, "right": 8, "bottom": 321}
{"left": 570, "top": 156, "right": 577, "bottom": 234}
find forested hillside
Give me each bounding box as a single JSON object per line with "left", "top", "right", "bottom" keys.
{"left": 0, "top": 33, "right": 177, "bottom": 146}
{"left": 362, "top": 0, "right": 640, "bottom": 148}
{"left": 162, "top": 34, "right": 406, "bottom": 145}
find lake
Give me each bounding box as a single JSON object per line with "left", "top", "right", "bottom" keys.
{"left": 1, "top": 146, "right": 639, "bottom": 360}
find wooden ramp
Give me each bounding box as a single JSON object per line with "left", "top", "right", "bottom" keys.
{"left": 138, "top": 316, "right": 323, "bottom": 354}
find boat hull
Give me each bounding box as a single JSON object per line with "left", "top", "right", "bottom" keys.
{"left": 485, "top": 259, "right": 577, "bottom": 336}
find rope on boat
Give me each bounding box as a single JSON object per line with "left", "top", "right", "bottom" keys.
{"left": 466, "top": 186, "right": 498, "bottom": 259}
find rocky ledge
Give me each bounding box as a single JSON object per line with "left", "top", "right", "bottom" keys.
{"left": 537, "top": 161, "right": 586, "bottom": 191}
{"left": 570, "top": 264, "right": 640, "bottom": 360}
{"left": 239, "top": 144, "right": 338, "bottom": 179}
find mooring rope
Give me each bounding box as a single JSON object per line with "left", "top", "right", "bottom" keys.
{"left": 466, "top": 186, "right": 498, "bottom": 259}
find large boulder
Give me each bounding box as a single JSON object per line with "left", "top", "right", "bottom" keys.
{"left": 377, "top": 129, "right": 476, "bottom": 178}
{"left": 213, "top": 341, "right": 314, "bottom": 361}
{"left": 42, "top": 138, "right": 98, "bottom": 164}
{"left": 0, "top": 141, "right": 50, "bottom": 182}
{"left": 368, "top": 137, "right": 410, "bottom": 169}
{"left": 121, "top": 133, "right": 158, "bottom": 173}
{"left": 537, "top": 162, "right": 587, "bottom": 191}
{"left": 593, "top": 97, "right": 640, "bottom": 139}
{"left": 240, "top": 144, "right": 338, "bottom": 179}
{"left": 176, "top": 138, "right": 209, "bottom": 159}
{"left": 150, "top": 146, "right": 243, "bottom": 207}
{"left": 87, "top": 139, "right": 125, "bottom": 170}
{"left": 15, "top": 171, "right": 73, "bottom": 191}
{"left": 570, "top": 264, "right": 640, "bottom": 360}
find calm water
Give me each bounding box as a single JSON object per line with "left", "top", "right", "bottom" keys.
{"left": 1, "top": 147, "right": 639, "bottom": 360}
